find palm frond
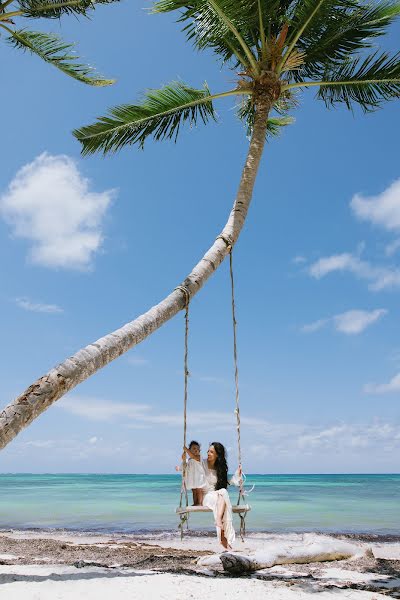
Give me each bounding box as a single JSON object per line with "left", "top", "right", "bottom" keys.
{"left": 280, "top": 0, "right": 355, "bottom": 72}
{"left": 17, "top": 0, "right": 120, "bottom": 18}
{"left": 237, "top": 96, "right": 294, "bottom": 138}
{"left": 273, "top": 89, "right": 300, "bottom": 114}
{"left": 267, "top": 115, "right": 295, "bottom": 135}
{"left": 262, "top": 0, "right": 295, "bottom": 37}
{"left": 153, "top": 0, "right": 260, "bottom": 70}
{"left": 316, "top": 51, "right": 400, "bottom": 111}
{"left": 295, "top": 0, "right": 400, "bottom": 80}
{"left": 74, "top": 81, "right": 219, "bottom": 155}
{"left": 7, "top": 29, "right": 114, "bottom": 85}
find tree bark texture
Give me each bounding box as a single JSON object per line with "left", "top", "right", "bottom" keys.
{"left": 0, "top": 100, "right": 271, "bottom": 450}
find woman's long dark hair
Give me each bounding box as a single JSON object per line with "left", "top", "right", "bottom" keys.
{"left": 211, "top": 442, "right": 228, "bottom": 490}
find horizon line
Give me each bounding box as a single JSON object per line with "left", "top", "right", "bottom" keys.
{"left": 1, "top": 472, "right": 399, "bottom": 476}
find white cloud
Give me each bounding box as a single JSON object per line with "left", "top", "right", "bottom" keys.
{"left": 198, "top": 375, "right": 227, "bottom": 385}
{"left": 385, "top": 238, "right": 400, "bottom": 257}
{"left": 58, "top": 396, "right": 151, "bottom": 421}
{"left": 297, "top": 425, "right": 349, "bottom": 449}
{"left": 22, "top": 439, "right": 56, "bottom": 449}
{"left": 13, "top": 437, "right": 134, "bottom": 462}
{"left": 309, "top": 252, "right": 400, "bottom": 291}
{"left": 333, "top": 308, "right": 387, "bottom": 334}
{"left": 295, "top": 422, "right": 400, "bottom": 452}
{"left": 8, "top": 415, "right": 400, "bottom": 472}
{"left": 301, "top": 318, "right": 329, "bottom": 333}
{"left": 351, "top": 179, "right": 400, "bottom": 232}
{"left": 292, "top": 255, "right": 307, "bottom": 264}
{"left": 55, "top": 396, "right": 400, "bottom": 462}
{"left": 58, "top": 395, "right": 273, "bottom": 432}
{"left": 309, "top": 253, "right": 356, "bottom": 278}
{"left": 302, "top": 309, "right": 387, "bottom": 335}
{"left": 306, "top": 182, "right": 400, "bottom": 290}
{"left": 389, "top": 349, "right": 400, "bottom": 366}
{"left": 0, "top": 153, "right": 115, "bottom": 270}
{"left": 242, "top": 421, "right": 400, "bottom": 458}
{"left": 126, "top": 356, "right": 149, "bottom": 367}
{"left": 364, "top": 372, "right": 400, "bottom": 394}
{"left": 16, "top": 297, "right": 63, "bottom": 314}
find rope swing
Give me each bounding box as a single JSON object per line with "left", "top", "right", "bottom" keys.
{"left": 228, "top": 248, "right": 249, "bottom": 538}
{"left": 175, "top": 284, "right": 191, "bottom": 536}
{"left": 175, "top": 247, "right": 251, "bottom": 540}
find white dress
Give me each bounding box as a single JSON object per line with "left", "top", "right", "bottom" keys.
{"left": 201, "top": 459, "right": 235, "bottom": 547}
{"left": 185, "top": 458, "right": 206, "bottom": 490}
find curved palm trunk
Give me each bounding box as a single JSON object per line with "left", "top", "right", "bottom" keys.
{"left": 0, "top": 99, "right": 271, "bottom": 450}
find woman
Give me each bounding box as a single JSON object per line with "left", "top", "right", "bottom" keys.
{"left": 201, "top": 442, "right": 235, "bottom": 549}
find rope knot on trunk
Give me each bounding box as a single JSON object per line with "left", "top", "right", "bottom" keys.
{"left": 175, "top": 285, "right": 191, "bottom": 307}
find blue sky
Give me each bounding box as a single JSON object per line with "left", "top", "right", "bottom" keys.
{"left": 0, "top": 3, "right": 399, "bottom": 474}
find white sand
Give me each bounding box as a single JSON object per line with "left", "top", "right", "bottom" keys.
{"left": 0, "top": 564, "right": 391, "bottom": 600}
{"left": 1, "top": 531, "right": 398, "bottom": 599}
{"left": 2, "top": 529, "right": 399, "bottom": 558}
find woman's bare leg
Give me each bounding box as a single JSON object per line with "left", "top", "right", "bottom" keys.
{"left": 216, "top": 494, "right": 226, "bottom": 528}
{"left": 216, "top": 493, "right": 231, "bottom": 550}
{"left": 220, "top": 529, "right": 229, "bottom": 549}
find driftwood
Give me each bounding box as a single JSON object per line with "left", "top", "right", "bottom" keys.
{"left": 220, "top": 553, "right": 257, "bottom": 575}
{"left": 198, "top": 537, "right": 366, "bottom": 576}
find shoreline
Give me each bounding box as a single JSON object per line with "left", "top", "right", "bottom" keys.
{"left": 2, "top": 526, "right": 400, "bottom": 543}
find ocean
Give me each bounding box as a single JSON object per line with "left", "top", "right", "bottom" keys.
{"left": 0, "top": 473, "right": 399, "bottom": 535}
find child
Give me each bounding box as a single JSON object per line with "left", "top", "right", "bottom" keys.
{"left": 183, "top": 440, "right": 206, "bottom": 506}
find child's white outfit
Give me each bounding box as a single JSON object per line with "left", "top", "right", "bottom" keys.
{"left": 185, "top": 458, "right": 206, "bottom": 490}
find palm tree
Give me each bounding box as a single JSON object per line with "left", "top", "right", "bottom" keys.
{"left": 0, "top": 0, "right": 118, "bottom": 84}
{"left": 1, "top": 0, "right": 399, "bottom": 449}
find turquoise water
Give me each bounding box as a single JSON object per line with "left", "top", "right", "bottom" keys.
{"left": 0, "top": 474, "right": 399, "bottom": 535}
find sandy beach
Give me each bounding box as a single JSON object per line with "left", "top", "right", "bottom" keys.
{"left": 0, "top": 529, "right": 399, "bottom": 599}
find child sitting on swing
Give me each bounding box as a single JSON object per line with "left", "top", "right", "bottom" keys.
{"left": 182, "top": 440, "right": 206, "bottom": 506}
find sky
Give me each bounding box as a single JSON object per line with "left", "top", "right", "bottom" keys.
{"left": 0, "top": 2, "right": 399, "bottom": 474}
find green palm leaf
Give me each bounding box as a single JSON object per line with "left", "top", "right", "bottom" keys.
{"left": 237, "top": 96, "right": 294, "bottom": 137}
{"left": 316, "top": 51, "right": 400, "bottom": 111}
{"left": 264, "top": 0, "right": 294, "bottom": 37}
{"left": 7, "top": 29, "right": 114, "bottom": 85}
{"left": 295, "top": 0, "right": 400, "bottom": 80}
{"left": 18, "top": 0, "right": 120, "bottom": 18}
{"left": 153, "top": 0, "right": 259, "bottom": 71}
{"left": 280, "top": 0, "right": 355, "bottom": 73}
{"left": 154, "top": 0, "right": 294, "bottom": 47}
{"left": 266, "top": 115, "right": 295, "bottom": 135}
{"left": 74, "top": 81, "right": 220, "bottom": 155}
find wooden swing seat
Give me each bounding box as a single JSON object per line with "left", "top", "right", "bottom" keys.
{"left": 176, "top": 504, "right": 251, "bottom": 515}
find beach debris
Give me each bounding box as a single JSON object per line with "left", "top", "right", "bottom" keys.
{"left": 220, "top": 553, "right": 255, "bottom": 575}
{"left": 73, "top": 560, "right": 110, "bottom": 569}
{"left": 0, "top": 553, "right": 20, "bottom": 561}
{"left": 197, "top": 535, "right": 366, "bottom": 575}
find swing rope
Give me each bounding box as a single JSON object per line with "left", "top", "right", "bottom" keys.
{"left": 175, "top": 285, "right": 190, "bottom": 537}
{"left": 228, "top": 248, "right": 245, "bottom": 505}
{"left": 228, "top": 248, "right": 249, "bottom": 540}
